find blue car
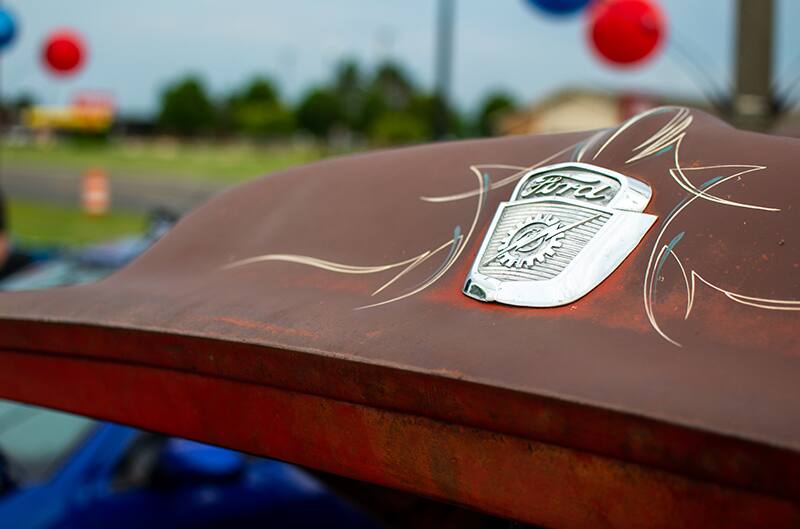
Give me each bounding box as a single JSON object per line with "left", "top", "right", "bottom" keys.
{"left": 0, "top": 210, "right": 177, "bottom": 291}
{"left": 0, "top": 400, "right": 379, "bottom": 529}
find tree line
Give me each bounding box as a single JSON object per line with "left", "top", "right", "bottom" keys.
{"left": 157, "top": 60, "right": 517, "bottom": 144}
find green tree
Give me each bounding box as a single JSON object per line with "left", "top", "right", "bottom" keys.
{"left": 476, "top": 92, "right": 517, "bottom": 137}
{"left": 356, "top": 89, "right": 388, "bottom": 134}
{"left": 226, "top": 77, "right": 294, "bottom": 138}
{"left": 370, "top": 112, "right": 430, "bottom": 146}
{"left": 372, "top": 62, "right": 415, "bottom": 109}
{"left": 333, "top": 60, "right": 365, "bottom": 131}
{"left": 237, "top": 77, "right": 279, "bottom": 106}
{"left": 357, "top": 61, "right": 417, "bottom": 137}
{"left": 296, "top": 88, "right": 343, "bottom": 139}
{"left": 157, "top": 76, "right": 216, "bottom": 137}
{"left": 408, "top": 93, "right": 463, "bottom": 139}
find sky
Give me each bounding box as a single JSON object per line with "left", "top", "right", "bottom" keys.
{"left": 2, "top": 0, "right": 799, "bottom": 117}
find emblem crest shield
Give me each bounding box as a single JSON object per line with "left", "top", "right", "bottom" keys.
{"left": 463, "top": 162, "right": 657, "bottom": 307}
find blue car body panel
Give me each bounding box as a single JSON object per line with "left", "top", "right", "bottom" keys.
{"left": 0, "top": 422, "right": 377, "bottom": 529}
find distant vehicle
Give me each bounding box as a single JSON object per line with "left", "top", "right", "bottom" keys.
{"left": 0, "top": 400, "right": 378, "bottom": 529}
{"left": 0, "top": 209, "right": 176, "bottom": 291}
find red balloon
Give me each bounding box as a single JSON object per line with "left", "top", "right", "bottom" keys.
{"left": 42, "top": 29, "right": 86, "bottom": 75}
{"left": 588, "top": 0, "right": 664, "bottom": 66}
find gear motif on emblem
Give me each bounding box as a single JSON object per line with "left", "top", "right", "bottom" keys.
{"left": 496, "top": 213, "right": 564, "bottom": 268}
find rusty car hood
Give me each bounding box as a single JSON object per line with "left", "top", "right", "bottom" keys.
{"left": 1, "top": 107, "right": 799, "bottom": 528}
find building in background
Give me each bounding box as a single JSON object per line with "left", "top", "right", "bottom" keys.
{"left": 499, "top": 88, "right": 704, "bottom": 135}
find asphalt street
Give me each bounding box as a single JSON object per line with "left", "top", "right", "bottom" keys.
{"left": 0, "top": 165, "right": 225, "bottom": 214}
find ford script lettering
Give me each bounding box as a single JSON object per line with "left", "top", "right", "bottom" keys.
{"left": 519, "top": 173, "right": 616, "bottom": 203}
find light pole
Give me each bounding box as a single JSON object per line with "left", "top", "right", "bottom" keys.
{"left": 433, "top": 0, "right": 455, "bottom": 139}
{"left": 732, "top": 0, "right": 775, "bottom": 130}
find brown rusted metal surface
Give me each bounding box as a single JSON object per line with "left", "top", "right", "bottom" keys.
{"left": 0, "top": 349, "right": 798, "bottom": 529}
{"left": 0, "top": 108, "right": 799, "bottom": 525}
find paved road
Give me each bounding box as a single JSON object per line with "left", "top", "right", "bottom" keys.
{"left": 1, "top": 165, "right": 227, "bottom": 213}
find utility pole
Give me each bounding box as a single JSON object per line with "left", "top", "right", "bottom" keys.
{"left": 732, "top": 0, "right": 775, "bottom": 130}
{"left": 433, "top": 0, "right": 455, "bottom": 139}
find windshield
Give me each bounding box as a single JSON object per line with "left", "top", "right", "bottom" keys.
{"left": 0, "top": 400, "right": 96, "bottom": 483}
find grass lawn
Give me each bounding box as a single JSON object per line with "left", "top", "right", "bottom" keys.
{"left": 8, "top": 200, "right": 147, "bottom": 246}
{"left": 5, "top": 140, "right": 326, "bottom": 184}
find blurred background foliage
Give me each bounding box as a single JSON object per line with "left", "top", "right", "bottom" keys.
{"left": 152, "top": 59, "right": 515, "bottom": 145}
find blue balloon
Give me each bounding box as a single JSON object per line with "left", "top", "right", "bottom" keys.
{"left": 0, "top": 8, "right": 17, "bottom": 51}
{"left": 525, "top": 0, "right": 592, "bottom": 16}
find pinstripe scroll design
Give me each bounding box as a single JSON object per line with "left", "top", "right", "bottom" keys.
{"left": 223, "top": 145, "right": 577, "bottom": 310}
{"left": 225, "top": 106, "right": 800, "bottom": 341}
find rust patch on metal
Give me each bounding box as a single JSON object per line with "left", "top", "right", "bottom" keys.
{"left": 210, "top": 315, "right": 319, "bottom": 339}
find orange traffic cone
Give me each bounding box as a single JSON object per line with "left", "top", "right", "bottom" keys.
{"left": 82, "top": 169, "right": 110, "bottom": 216}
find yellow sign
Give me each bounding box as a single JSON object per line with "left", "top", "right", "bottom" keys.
{"left": 24, "top": 104, "right": 114, "bottom": 132}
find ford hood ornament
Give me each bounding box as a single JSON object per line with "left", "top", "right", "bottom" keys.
{"left": 463, "top": 162, "right": 657, "bottom": 307}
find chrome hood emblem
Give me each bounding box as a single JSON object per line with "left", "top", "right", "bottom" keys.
{"left": 463, "top": 162, "right": 656, "bottom": 307}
